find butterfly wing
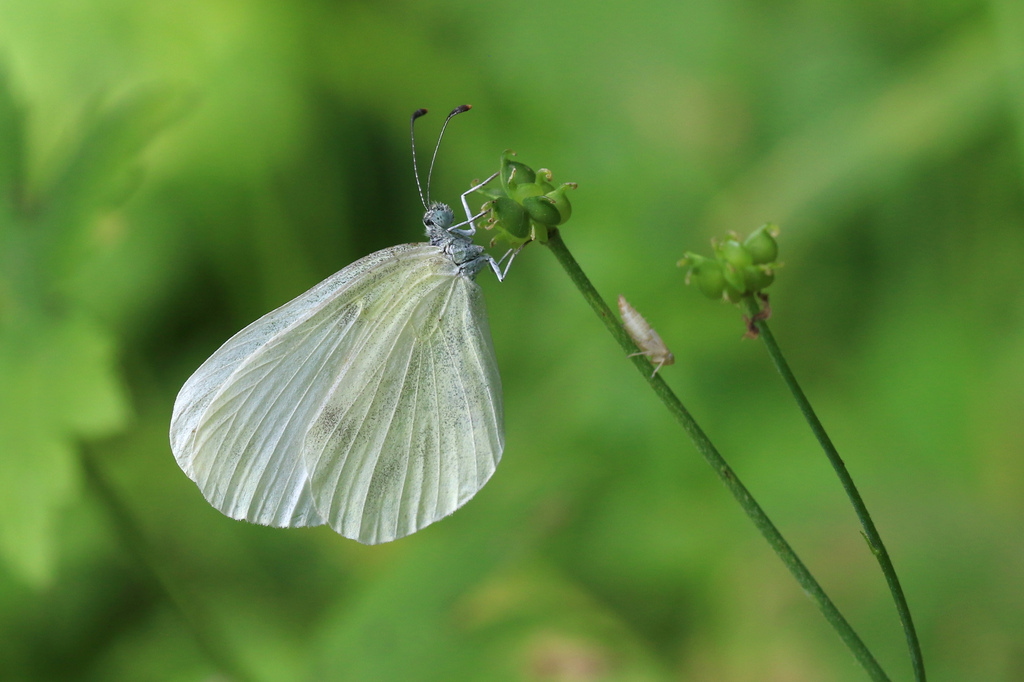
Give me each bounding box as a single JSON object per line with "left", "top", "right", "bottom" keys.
{"left": 302, "top": 260, "right": 503, "bottom": 543}
{"left": 169, "top": 243, "right": 503, "bottom": 542}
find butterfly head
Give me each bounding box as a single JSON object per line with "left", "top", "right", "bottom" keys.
{"left": 423, "top": 201, "right": 454, "bottom": 239}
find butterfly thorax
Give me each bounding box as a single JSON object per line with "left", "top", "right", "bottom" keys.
{"left": 423, "top": 201, "right": 488, "bottom": 278}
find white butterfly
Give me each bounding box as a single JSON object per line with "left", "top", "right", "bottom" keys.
{"left": 170, "top": 106, "right": 509, "bottom": 544}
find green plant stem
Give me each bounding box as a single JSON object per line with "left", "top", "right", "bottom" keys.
{"left": 743, "top": 296, "right": 925, "bottom": 682}
{"left": 543, "top": 229, "right": 891, "bottom": 682}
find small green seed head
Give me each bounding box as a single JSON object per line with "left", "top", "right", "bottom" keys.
{"left": 478, "top": 151, "right": 576, "bottom": 246}
{"left": 744, "top": 223, "right": 780, "bottom": 265}
{"left": 680, "top": 223, "right": 781, "bottom": 305}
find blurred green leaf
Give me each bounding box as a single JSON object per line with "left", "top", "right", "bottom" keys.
{"left": 0, "top": 78, "right": 183, "bottom": 588}
{"left": 703, "top": 25, "right": 1003, "bottom": 233}
{"left": 36, "top": 85, "right": 194, "bottom": 286}
{"left": 991, "top": 0, "right": 1024, "bottom": 172}
{"left": 43, "top": 86, "right": 192, "bottom": 212}
{"left": 0, "top": 67, "right": 25, "bottom": 219}
{"left": 0, "top": 314, "right": 127, "bottom": 587}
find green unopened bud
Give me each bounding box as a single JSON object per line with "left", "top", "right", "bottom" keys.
{"left": 522, "top": 195, "right": 559, "bottom": 225}
{"left": 522, "top": 182, "right": 576, "bottom": 226}
{"left": 482, "top": 195, "right": 531, "bottom": 244}
{"left": 546, "top": 182, "right": 575, "bottom": 222}
{"left": 744, "top": 223, "right": 779, "bottom": 265}
{"left": 507, "top": 171, "right": 546, "bottom": 203}
{"left": 500, "top": 150, "right": 535, "bottom": 190}
{"left": 500, "top": 150, "right": 553, "bottom": 205}
{"left": 716, "top": 238, "right": 753, "bottom": 269}
{"left": 679, "top": 253, "right": 727, "bottom": 300}
{"left": 722, "top": 261, "right": 747, "bottom": 292}
{"left": 533, "top": 168, "right": 556, "bottom": 194}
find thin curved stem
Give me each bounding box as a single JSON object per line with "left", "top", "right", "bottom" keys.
{"left": 743, "top": 295, "right": 925, "bottom": 682}
{"left": 543, "top": 229, "right": 891, "bottom": 682}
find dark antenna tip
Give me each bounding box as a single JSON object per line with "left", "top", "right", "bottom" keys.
{"left": 411, "top": 105, "right": 474, "bottom": 210}
{"left": 425, "top": 105, "right": 473, "bottom": 203}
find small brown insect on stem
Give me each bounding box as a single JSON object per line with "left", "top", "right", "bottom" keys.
{"left": 617, "top": 295, "right": 675, "bottom": 378}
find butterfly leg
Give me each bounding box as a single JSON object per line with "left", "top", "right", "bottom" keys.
{"left": 448, "top": 209, "right": 490, "bottom": 237}
{"left": 449, "top": 171, "right": 500, "bottom": 237}
{"left": 497, "top": 244, "right": 525, "bottom": 277}
{"left": 459, "top": 171, "right": 500, "bottom": 227}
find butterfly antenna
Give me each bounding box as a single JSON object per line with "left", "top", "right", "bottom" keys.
{"left": 425, "top": 104, "right": 472, "bottom": 205}
{"left": 410, "top": 108, "right": 430, "bottom": 209}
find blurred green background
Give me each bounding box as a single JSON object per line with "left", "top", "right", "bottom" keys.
{"left": 1, "top": 0, "right": 1023, "bottom": 680}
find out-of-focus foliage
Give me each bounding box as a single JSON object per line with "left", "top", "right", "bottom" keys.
{"left": 0, "top": 1, "right": 1022, "bottom": 680}
{"left": 0, "top": 75, "right": 187, "bottom": 587}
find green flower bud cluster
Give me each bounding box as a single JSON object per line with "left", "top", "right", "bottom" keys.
{"left": 677, "top": 224, "right": 780, "bottom": 302}
{"left": 475, "top": 150, "right": 577, "bottom": 247}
